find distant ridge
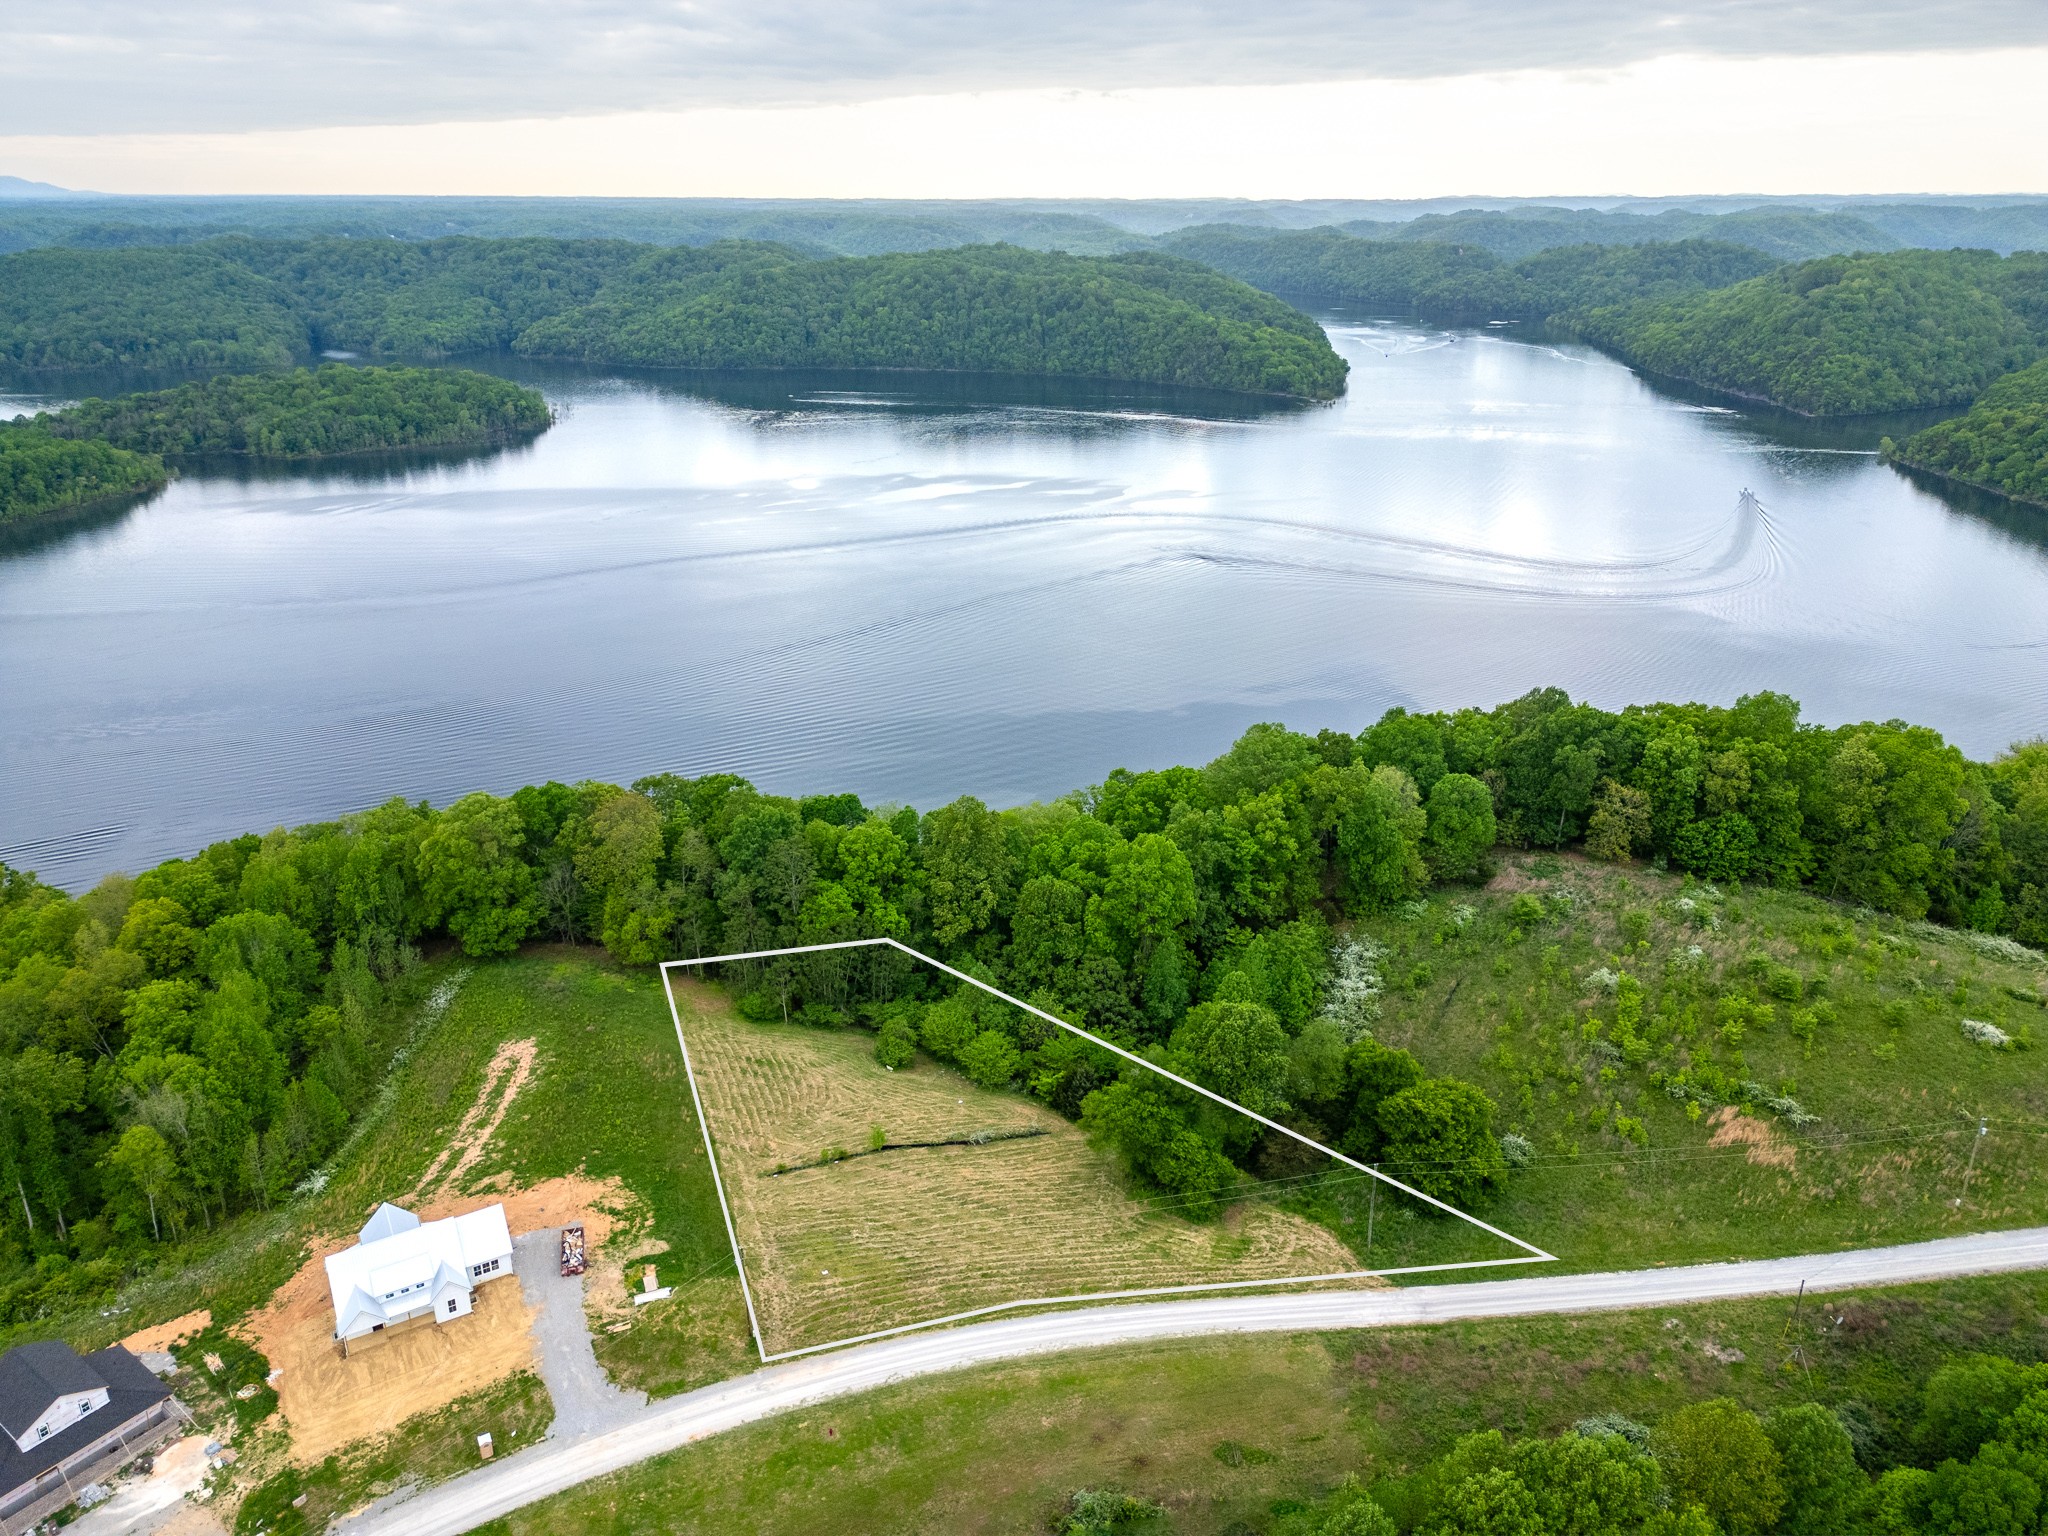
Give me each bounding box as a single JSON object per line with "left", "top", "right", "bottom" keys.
{"left": 0, "top": 175, "right": 99, "bottom": 200}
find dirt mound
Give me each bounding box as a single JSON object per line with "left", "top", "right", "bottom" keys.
{"left": 120, "top": 1308, "right": 211, "bottom": 1355}
{"left": 416, "top": 1171, "right": 628, "bottom": 1248}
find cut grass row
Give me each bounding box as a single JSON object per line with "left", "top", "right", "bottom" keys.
{"left": 673, "top": 978, "right": 1360, "bottom": 1355}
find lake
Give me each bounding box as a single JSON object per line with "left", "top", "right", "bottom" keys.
{"left": 5, "top": 317, "right": 2047, "bottom": 888}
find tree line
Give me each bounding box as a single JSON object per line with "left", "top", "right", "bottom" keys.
{"left": 1227, "top": 1353, "right": 2048, "bottom": 1536}
{"left": 27, "top": 365, "right": 552, "bottom": 460}
{"left": 1159, "top": 228, "right": 1783, "bottom": 320}
{"left": 2, "top": 686, "right": 2043, "bottom": 1325}
{"left": 1882, "top": 357, "right": 2048, "bottom": 508}
{"left": 1159, "top": 225, "right": 2048, "bottom": 428}
{"left": 0, "top": 426, "right": 164, "bottom": 527}
{"left": 0, "top": 237, "right": 1348, "bottom": 401}
{"left": 0, "top": 365, "right": 552, "bottom": 524}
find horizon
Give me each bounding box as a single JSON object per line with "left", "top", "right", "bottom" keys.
{"left": 2, "top": 9, "right": 2044, "bottom": 199}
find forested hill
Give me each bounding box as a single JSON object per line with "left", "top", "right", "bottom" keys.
{"left": 1573, "top": 250, "right": 2048, "bottom": 416}
{"left": 1165, "top": 225, "right": 2048, "bottom": 419}
{"left": 0, "top": 427, "right": 164, "bottom": 527}
{"left": 0, "top": 365, "right": 551, "bottom": 524}
{"left": 1883, "top": 357, "right": 2048, "bottom": 506}
{"left": 0, "top": 238, "right": 1348, "bottom": 400}
{"left": 29, "top": 365, "right": 553, "bottom": 460}
{"left": 1160, "top": 226, "right": 1781, "bottom": 318}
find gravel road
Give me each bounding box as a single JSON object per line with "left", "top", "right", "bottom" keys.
{"left": 339, "top": 1225, "right": 2048, "bottom": 1536}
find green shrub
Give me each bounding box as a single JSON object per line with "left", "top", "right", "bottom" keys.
{"left": 1652, "top": 1398, "right": 1785, "bottom": 1535}
{"left": 874, "top": 1017, "right": 917, "bottom": 1069}
{"left": 958, "top": 1030, "right": 1023, "bottom": 1089}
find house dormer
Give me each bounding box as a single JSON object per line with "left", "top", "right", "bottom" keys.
{"left": 0, "top": 1342, "right": 112, "bottom": 1455}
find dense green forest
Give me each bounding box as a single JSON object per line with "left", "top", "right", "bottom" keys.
{"left": 0, "top": 238, "right": 1347, "bottom": 400}
{"left": 28, "top": 365, "right": 553, "bottom": 459}
{"left": 9, "top": 195, "right": 2048, "bottom": 263}
{"left": 1158, "top": 228, "right": 1780, "bottom": 318}
{"left": 1249, "top": 1358, "right": 2048, "bottom": 1536}
{"left": 1884, "top": 357, "right": 2048, "bottom": 506}
{"left": 0, "top": 425, "right": 165, "bottom": 525}
{"left": 1576, "top": 250, "right": 2048, "bottom": 416}
{"left": 2, "top": 685, "right": 2043, "bottom": 1325}
{"left": 1339, "top": 205, "right": 1903, "bottom": 263}
{"left": 512, "top": 244, "right": 1345, "bottom": 397}
{"left": 0, "top": 197, "right": 1146, "bottom": 260}
{"left": 1167, "top": 226, "right": 2048, "bottom": 418}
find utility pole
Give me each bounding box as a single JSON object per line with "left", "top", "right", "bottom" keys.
{"left": 1957, "top": 1116, "right": 1989, "bottom": 1207}
{"left": 1366, "top": 1166, "right": 1378, "bottom": 1263}
{"left": 1781, "top": 1278, "right": 1811, "bottom": 1382}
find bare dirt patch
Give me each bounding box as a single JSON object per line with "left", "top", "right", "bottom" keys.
{"left": 672, "top": 978, "right": 1366, "bottom": 1356}
{"left": 120, "top": 1308, "right": 211, "bottom": 1355}
{"left": 1707, "top": 1105, "right": 1797, "bottom": 1170}
{"left": 243, "top": 1251, "right": 537, "bottom": 1467}
{"left": 246, "top": 1170, "right": 633, "bottom": 1466}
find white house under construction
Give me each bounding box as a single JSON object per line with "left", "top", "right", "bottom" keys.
{"left": 323, "top": 1202, "right": 515, "bottom": 1348}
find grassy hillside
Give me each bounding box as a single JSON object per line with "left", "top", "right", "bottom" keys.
{"left": 1883, "top": 356, "right": 2048, "bottom": 507}
{"left": 1302, "top": 853, "right": 2048, "bottom": 1278}
{"left": 319, "top": 953, "right": 750, "bottom": 1397}
{"left": 675, "top": 979, "right": 1358, "bottom": 1355}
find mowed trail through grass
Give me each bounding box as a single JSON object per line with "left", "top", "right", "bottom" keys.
{"left": 672, "top": 978, "right": 1363, "bottom": 1355}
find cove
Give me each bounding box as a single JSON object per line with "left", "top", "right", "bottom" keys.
{"left": 4, "top": 316, "right": 2046, "bottom": 887}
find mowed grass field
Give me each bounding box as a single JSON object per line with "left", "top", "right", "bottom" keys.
{"left": 478, "top": 1269, "right": 2048, "bottom": 1536}
{"left": 1325, "top": 854, "right": 2048, "bottom": 1278}
{"left": 671, "top": 978, "right": 1363, "bottom": 1355}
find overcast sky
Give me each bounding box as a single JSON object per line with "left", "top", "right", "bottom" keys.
{"left": 4, "top": 2, "right": 2046, "bottom": 196}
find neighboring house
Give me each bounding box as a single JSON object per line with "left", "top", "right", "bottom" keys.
{"left": 0, "top": 1340, "right": 180, "bottom": 1523}
{"left": 323, "top": 1202, "right": 515, "bottom": 1350}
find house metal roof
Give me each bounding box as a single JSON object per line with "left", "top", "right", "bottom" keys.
{"left": 323, "top": 1203, "right": 514, "bottom": 1338}
{"left": 0, "top": 1345, "right": 171, "bottom": 1500}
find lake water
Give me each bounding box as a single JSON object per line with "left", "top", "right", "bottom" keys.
{"left": 6, "top": 317, "right": 2048, "bottom": 889}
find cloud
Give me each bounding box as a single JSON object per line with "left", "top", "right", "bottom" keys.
{"left": 6, "top": 51, "right": 2044, "bottom": 200}
{"left": 6, "top": 0, "right": 2046, "bottom": 136}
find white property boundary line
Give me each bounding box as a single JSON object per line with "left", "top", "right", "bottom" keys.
{"left": 659, "top": 936, "right": 1556, "bottom": 1363}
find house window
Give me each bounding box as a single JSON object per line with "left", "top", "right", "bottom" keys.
{"left": 447, "top": 1298, "right": 459, "bottom": 1314}
{"left": 78, "top": 1398, "right": 93, "bottom": 1415}
{"left": 37, "top": 1424, "right": 50, "bottom": 1440}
